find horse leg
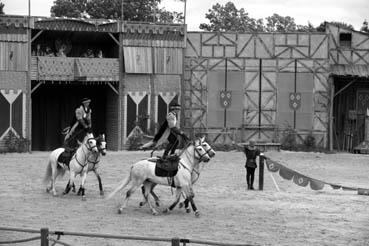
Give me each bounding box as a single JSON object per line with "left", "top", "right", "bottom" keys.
{"left": 150, "top": 184, "right": 161, "bottom": 207}
{"left": 50, "top": 164, "right": 59, "bottom": 196}
{"left": 179, "top": 197, "right": 191, "bottom": 213}
{"left": 140, "top": 183, "right": 160, "bottom": 207}
{"left": 141, "top": 182, "right": 159, "bottom": 215}
{"left": 80, "top": 170, "right": 88, "bottom": 201}
{"left": 63, "top": 171, "right": 75, "bottom": 195}
{"left": 63, "top": 179, "right": 72, "bottom": 195}
{"left": 186, "top": 187, "right": 200, "bottom": 217}
{"left": 163, "top": 188, "right": 182, "bottom": 213}
{"left": 94, "top": 169, "right": 104, "bottom": 196}
{"left": 118, "top": 181, "right": 140, "bottom": 214}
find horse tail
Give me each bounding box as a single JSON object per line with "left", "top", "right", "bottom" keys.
{"left": 43, "top": 160, "right": 52, "bottom": 184}
{"left": 106, "top": 170, "right": 131, "bottom": 200}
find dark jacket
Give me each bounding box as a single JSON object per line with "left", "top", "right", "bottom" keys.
{"left": 243, "top": 147, "right": 260, "bottom": 168}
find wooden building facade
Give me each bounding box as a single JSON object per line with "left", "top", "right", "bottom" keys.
{"left": 1, "top": 15, "right": 368, "bottom": 151}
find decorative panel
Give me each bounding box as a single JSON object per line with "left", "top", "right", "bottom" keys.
{"left": 123, "top": 47, "right": 152, "bottom": 74}
{"left": 38, "top": 57, "right": 74, "bottom": 81}
{"left": 75, "top": 58, "right": 119, "bottom": 81}
{"left": 154, "top": 48, "right": 182, "bottom": 74}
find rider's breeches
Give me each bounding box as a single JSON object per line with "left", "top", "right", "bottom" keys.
{"left": 246, "top": 167, "right": 256, "bottom": 188}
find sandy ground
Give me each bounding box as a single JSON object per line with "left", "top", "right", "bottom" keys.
{"left": 0, "top": 149, "right": 369, "bottom": 246}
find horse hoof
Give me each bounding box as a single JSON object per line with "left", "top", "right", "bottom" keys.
{"left": 155, "top": 202, "right": 160, "bottom": 207}
{"left": 186, "top": 208, "right": 191, "bottom": 213}
{"left": 100, "top": 191, "right": 104, "bottom": 196}
{"left": 152, "top": 210, "right": 158, "bottom": 216}
{"left": 118, "top": 208, "right": 123, "bottom": 214}
{"left": 139, "top": 202, "right": 145, "bottom": 207}
{"left": 82, "top": 196, "right": 87, "bottom": 201}
{"left": 178, "top": 202, "right": 184, "bottom": 208}
{"left": 195, "top": 211, "right": 200, "bottom": 217}
{"left": 162, "top": 208, "right": 169, "bottom": 214}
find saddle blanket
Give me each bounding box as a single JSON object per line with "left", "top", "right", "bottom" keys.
{"left": 148, "top": 155, "right": 180, "bottom": 177}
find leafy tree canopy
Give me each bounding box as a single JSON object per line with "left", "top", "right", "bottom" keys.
{"left": 0, "top": 1, "right": 5, "bottom": 15}
{"left": 199, "top": 2, "right": 263, "bottom": 32}
{"left": 199, "top": 1, "right": 360, "bottom": 33}
{"left": 50, "top": 0, "right": 184, "bottom": 23}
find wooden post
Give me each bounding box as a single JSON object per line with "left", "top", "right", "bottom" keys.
{"left": 171, "top": 237, "right": 180, "bottom": 246}
{"left": 40, "top": 228, "right": 49, "bottom": 246}
{"left": 258, "top": 155, "right": 265, "bottom": 190}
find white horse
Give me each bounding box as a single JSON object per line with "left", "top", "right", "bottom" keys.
{"left": 141, "top": 137, "right": 216, "bottom": 216}
{"left": 106, "top": 137, "right": 211, "bottom": 215}
{"left": 43, "top": 132, "right": 98, "bottom": 200}
{"left": 73, "top": 134, "right": 107, "bottom": 196}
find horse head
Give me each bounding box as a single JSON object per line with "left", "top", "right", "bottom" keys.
{"left": 84, "top": 132, "right": 98, "bottom": 153}
{"left": 96, "top": 134, "right": 107, "bottom": 156}
{"left": 192, "top": 136, "right": 211, "bottom": 163}
{"left": 196, "top": 136, "right": 215, "bottom": 158}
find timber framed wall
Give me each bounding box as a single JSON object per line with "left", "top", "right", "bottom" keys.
{"left": 184, "top": 32, "right": 330, "bottom": 147}
{"left": 0, "top": 16, "right": 29, "bottom": 150}
{"left": 326, "top": 24, "right": 369, "bottom": 151}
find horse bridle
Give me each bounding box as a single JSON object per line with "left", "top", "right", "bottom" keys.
{"left": 179, "top": 140, "right": 209, "bottom": 176}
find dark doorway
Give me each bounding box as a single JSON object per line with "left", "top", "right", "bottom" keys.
{"left": 333, "top": 76, "right": 369, "bottom": 151}
{"left": 31, "top": 82, "right": 113, "bottom": 151}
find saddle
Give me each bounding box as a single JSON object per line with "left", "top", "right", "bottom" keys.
{"left": 150, "top": 154, "right": 180, "bottom": 178}
{"left": 57, "top": 147, "right": 76, "bottom": 167}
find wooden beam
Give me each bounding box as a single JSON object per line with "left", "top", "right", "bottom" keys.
{"left": 107, "top": 82, "right": 118, "bottom": 95}
{"left": 31, "top": 30, "right": 43, "bottom": 43}
{"left": 334, "top": 78, "right": 357, "bottom": 98}
{"left": 31, "top": 81, "right": 43, "bottom": 94}
{"left": 108, "top": 33, "right": 120, "bottom": 46}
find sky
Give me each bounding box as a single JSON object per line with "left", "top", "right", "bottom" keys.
{"left": 2, "top": 0, "right": 369, "bottom": 31}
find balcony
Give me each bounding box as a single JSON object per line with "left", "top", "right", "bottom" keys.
{"left": 31, "top": 56, "right": 119, "bottom": 81}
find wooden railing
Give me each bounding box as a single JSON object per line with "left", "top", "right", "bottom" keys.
{"left": 31, "top": 56, "right": 119, "bottom": 81}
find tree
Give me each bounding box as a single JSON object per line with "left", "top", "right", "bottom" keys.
{"left": 50, "top": 0, "right": 183, "bottom": 23}
{"left": 265, "top": 13, "right": 297, "bottom": 32}
{"left": 360, "top": 20, "right": 369, "bottom": 33}
{"left": 199, "top": 2, "right": 263, "bottom": 32}
{"left": 0, "top": 1, "right": 4, "bottom": 15}
{"left": 50, "top": 0, "right": 87, "bottom": 18}
{"left": 316, "top": 21, "right": 354, "bottom": 32}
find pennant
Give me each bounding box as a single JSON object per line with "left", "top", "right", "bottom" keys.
{"left": 264, "top": 156, "right": 367, "bottom": 193}
{"left": 279, "top": 166, "right": 295, "bottom": 180}
{"left": 330, "top": 184, "right": 341, "bottom": 189}
{"left": 310, "top": 179, "right": 325, "bottom": 190}
{"left": 293, "top": 173, "right": 309, "bottom": 187}
{"left": 265, "top": 158, "right": 281, "bottom": 172}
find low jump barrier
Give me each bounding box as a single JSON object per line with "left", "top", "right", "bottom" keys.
{"left": 0, "top": 227, "right": 256, "bottom": 246}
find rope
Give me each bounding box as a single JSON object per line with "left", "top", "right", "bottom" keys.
{"left": 49, "top": 237, "right": 73, "bottom": 246}
{"left": 0, "top": 236, "right": 41, "bottom": 244}
{"left": 0, "top": 227, "right": 256, "bottom": 246}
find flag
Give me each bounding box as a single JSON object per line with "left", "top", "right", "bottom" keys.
{"left": 264, "top": 157, "right": 366, "bottom": 193}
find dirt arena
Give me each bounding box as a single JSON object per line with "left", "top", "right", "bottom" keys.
{"left": 1, "top": 149, "right": 369, "bottom": 246}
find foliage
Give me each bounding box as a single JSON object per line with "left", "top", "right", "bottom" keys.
{"left": 199, "top": 2, "right": 264, "bottom": 32}
{"left": 264, "top": 13, "right": 297, "bottom": 32}
{"left": 280, "top": 124, "right": 297, "bottom": 151}
{"left": 303, "top": 132, "right": 316, "bottom": 150}
{"left": 316, "top": 21, "right": 354, "bottom": 32}
{"left": 199, "top": 1, "right": 362, "bottom": 33}
{"left": 4, "top": 131, "right": 29, "bottom": 153}
{"left": 360, "top": 20, "right": 369, "bottom": 33}
{"left": 0, "top": 1, "right": 4, "bottom": 15}
{"left": 50, "top": 0, "right": 184, "bottom": 23}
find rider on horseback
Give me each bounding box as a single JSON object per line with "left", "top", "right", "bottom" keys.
{"left": 141, "top": 101, "right": 188, "bottom": 158}
{"left": 59, "top": 98, "right": 92, "bottom": 165}
{"left": 64, "top": 97, "right": 92, "bottom": 148}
